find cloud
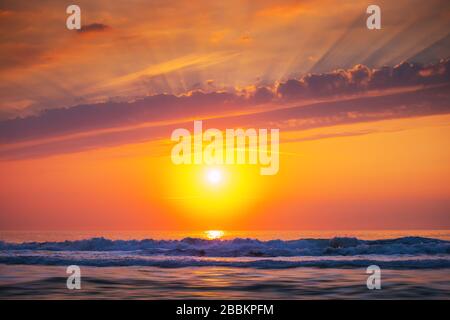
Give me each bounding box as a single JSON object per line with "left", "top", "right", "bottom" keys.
{"left": 0, "top": 59, "right": 449, "bottom": 159}
{"left": 1, "top": 83, "right": 449, "bottom": 161}
{"left": 277, "top": 59, "right": 450, "bottom": 99}
{"left": 252, "top": 86, "right": 275, "bottom": 104}
{"left": 0, "top": 91, "right": 247, "bottom": 144}
{"left": 77, "top": 23, "right": 111, "bottom": 34}
{"left": 281, "top": 129, "right": 378, "bottom": 144}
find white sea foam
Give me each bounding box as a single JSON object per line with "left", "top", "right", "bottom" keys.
{"left": 0, "top": 236, "right": 448, "bottom": 256}
{"left": 0, "top": 236, "right": 449, "bottom": 269}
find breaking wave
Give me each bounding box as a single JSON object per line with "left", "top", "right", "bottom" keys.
{"left": 1, "top": 236, "right": 449, "bottom": 256}
{"left": 1, "top": 236, "right": 449, "bottom": 269}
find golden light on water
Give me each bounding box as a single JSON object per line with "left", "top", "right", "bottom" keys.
{"left": 205, "top": 230, "right": 225, "bottom": 240}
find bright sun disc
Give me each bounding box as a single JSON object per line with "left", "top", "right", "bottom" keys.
{"left": 205, "top": 230, "right": 224, "bottom": 240}
{"left": 206, "top": 168, "right": 222, "bottom": 185}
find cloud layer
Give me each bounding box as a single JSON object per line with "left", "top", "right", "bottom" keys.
{"left": 0, "top": 59, "right": 449, "bottom": 159}
{"left": 277, "top": 59, "right": 450, "bottom": 99}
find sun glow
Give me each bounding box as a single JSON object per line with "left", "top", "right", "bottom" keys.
{"left": 205, "top": 230, "right": 224, "bottom": 240}
{"left": 164, "top": 161, "right": 267, "bottom": 226}
{"left": 205, "top": 168, "right": 222, "bottom": 185}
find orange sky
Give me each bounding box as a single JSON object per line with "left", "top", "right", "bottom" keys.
{"left": 1, "top": 0, "right": 449, "bottom": 118}
{"left": 0, "top": 0, "right": 449, "bottom": 230}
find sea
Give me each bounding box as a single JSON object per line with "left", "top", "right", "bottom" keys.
{"left": 0, "top": 230, "right": 449, "bottom": 299}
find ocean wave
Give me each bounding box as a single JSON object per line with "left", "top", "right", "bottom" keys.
{"left": 0, "top": 254, "right": 449, "bottom": 269}
{"left": 0, "top": 236, "right": 449, "bottom": 257}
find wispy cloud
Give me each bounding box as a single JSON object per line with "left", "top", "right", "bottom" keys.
{"left": 77, "top": 23, "right": 111, "bottom": 34}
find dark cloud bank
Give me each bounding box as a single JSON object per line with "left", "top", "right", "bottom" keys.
{"left": 0, "top": 59, "right": 449, "bottom": 159}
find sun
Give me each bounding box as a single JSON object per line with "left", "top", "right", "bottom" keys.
{"left": 205, "top": 168, "right": 222, "bottom": 185}
{"left": 165, "top": 162, "right": 267, "bottom": 224}
{"left": 205, "top": 230, "right": 225, "bottom": 240}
